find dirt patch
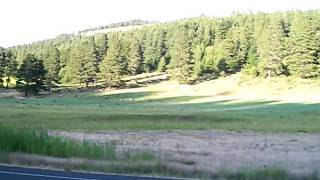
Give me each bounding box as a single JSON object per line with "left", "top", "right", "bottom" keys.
{"left": 0, "top": 89, "right": 20, "bottom": 98}
{"left": 54, "top": 130, "right": 320, "bottom": 176}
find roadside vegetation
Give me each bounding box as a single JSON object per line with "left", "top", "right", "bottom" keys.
{"left": 0, "top": 126, "right": 115, "bottom": 160}
{"left": 0, "top": 125, "right": 155, "bottom": 161}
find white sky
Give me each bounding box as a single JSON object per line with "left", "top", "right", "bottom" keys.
{"left": 0, "top": 0, "right": 319, "bottom": 47}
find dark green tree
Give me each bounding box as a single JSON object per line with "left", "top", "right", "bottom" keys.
{"left": 242, "top": 45, "right": 259, "bottom": 76}
{"left": 128, "top": 39, "right": 144, "bottom": 75}
{"left": 0, "top": 47, "right": 6, "bottom": 78}
{"left": 94, "top": 33, "right": 108, "bottom": 64}
{"left": 257, "top": 17, "right": 286, "bottom": 77}
{"left": 3, "top": 51, "right": 18, "bottom": 88}
{"left": 16, "top": 54, "right": 46, "bottom": 96}
{"left": 0, "top": 48, "right": 18, "bottom": 88}
{"left": 99, "top": 34, "right": 127, "bottom": 87}
{"left": 168, "top": 28, "right": 193, "bottom": 83}
{"left": 143, "top": 28, "right": 167, "bottom": 72}
{"left": 193, "top": 44, "right": 205, "bottom": 76}
{"left": 207, "top": 29, "right": 240, "bottom": 74}
{"left": 0, "top": 47, "right": 6, "bottom": 87}
{"left": 43, "top": 45, "right": 61, "bottom": 92}
{"left": 69, "top": 40, "right": 97, "bottom": 87}
{"left": 284, "top": 13, "right": 320, "bottom": 78}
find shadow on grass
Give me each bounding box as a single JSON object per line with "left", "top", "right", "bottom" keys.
{"left": 2, "top": 90, "right": 320, "bottom": 112}
{"left": 1, "top": 90, "right": 320, "bottom": 132}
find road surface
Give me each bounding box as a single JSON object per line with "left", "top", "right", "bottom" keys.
{"left": 0, "top": 165, "right": 185, "bottom": 180}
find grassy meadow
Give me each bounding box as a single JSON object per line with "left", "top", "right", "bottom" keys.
{"left": 0, "top": 76, "right": 320, "bottom": 132}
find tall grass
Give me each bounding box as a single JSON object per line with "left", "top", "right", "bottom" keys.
{"left": 0, "top": 126, "right": 116, "bottom": 160}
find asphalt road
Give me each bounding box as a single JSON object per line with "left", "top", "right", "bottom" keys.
{"left": 0, "top": 165, "right": 185, "bottom": 180}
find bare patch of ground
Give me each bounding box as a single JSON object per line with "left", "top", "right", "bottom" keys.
{"left": 0, "top": 89, "right": 20, "bottom": 98}
{"left": 54, "top": 130, "right": 320, "bottom": 176}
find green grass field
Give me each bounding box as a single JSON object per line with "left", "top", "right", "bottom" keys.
{"left": 0, "top": 89, "right": 319, "bottom": 132}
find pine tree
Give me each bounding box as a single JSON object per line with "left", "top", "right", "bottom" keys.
{"left": 16, "top": 54, "right": 46, "bottom": 96}
{"left": 203, "top": 45, "right": 220, "bottom": 73}
{"left": 58, "top": 44, "right": 72, "bottom": 84}
{"left": 203, "top": 25, "right": 215, "bottom": 47}
{"left": 95, "top": 33, "right": 108, "bottom": 64}
{"left": 87, "top": 37, "right": 100, "bottom": 83}
{"left": 0, "top": 47, "right": 6, "bottom": 78}
{"left": 43, "top": 45, "right": 61, "bottom": 92}
{"left": 284, "top": 13, "right": 320, "bottom": 78}
{"left": 155, "top": 29, "right": 168, "bottom": 63}
{"left": 128, "top": 39, "right": 144, "bottom": 75}
{"left": 193, "top": 44, "right": 205, "bottom": 77}
{"left": 216, "top": 28, "right": 240, "bottom": 73}
{"left": 257, "top": 17, "right": 286, "bottom": 77}
{"left": 143, "top": 28, "right": 167, "bottom": 72}
{"left": 157, "top": 56, "right": 167, "bottom": 72}
{"left": 242, "top": 44, "right": 259, "bottom": 76}
{"left": 168, "top": 28, "right": 193, "bottom": 83}
{"left": 0, "top": 48, "right": 18, "bottom": 88}
{"left": 99, "top": 35, "right": 126, "bottom": 87}
{"left": 3, "top": 51, "right": 18, "bottom": 88}
{"left": 237, "top": 17, "right": 254, "bottom": 67}
{"left": 69, "top": 40, "right": 97, "bottom": 87}
{"left": 143, "top": 30, "right": 156, "bottom": 72}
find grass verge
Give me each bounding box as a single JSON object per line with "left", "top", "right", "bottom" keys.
{"left": 0, "top": 126, "right": 154, "bottom": 161}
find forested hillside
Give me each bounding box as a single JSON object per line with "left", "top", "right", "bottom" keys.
{"left": 1, "top": 10, "right": 320, "bottom": 92}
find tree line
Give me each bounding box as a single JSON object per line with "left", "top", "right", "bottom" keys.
{"left": 1, "top": 10, "right": 320, "bottom": 96}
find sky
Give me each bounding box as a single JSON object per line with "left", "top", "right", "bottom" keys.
{"left": 0, "top": 0, "right": 319, "bottom": 47}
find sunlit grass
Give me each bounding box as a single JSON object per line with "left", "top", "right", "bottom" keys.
{"left": 0, "top": 91, "right": 319, "bottom": 132}
{"left": 1, "top": 74, "right": 320, "bottom": 132}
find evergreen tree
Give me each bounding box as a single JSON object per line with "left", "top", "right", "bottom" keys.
{"left": 155, "top": 29, "right": 168, "bottom": 63}
{"left": 284, "top": 13, "right": 320, "bottom": 78}
{"left": 69, "top": 40, "right": 97, "bottom": 87}
{"left": 143, "top": 28, "right": 167, "bottom": 72}
{"left": 99, "top": 35, "right": 127, "bottom": 87}
{"left": 16, "top": 54, "right": 46, "bottom": 96}
{"left": 58, "top": 44, "right": 72, "bottom": 84}
{"left": 258, "top": 17, "right": 286, "bottom": 77}
{"left": 128, "top": 39, "right": 144, "bottom": 75}
{"left": 3, "top": 51, "right": 18, "bottom": 88}
{"left": 143, "top": 30, "right": 156, "bottom": 72}
{"left": 0, "top": 47, "right": 6, "bottom": 78}
{"left": 168, "top": 28, "right": 193, "bottom": 83}
{"left": 203, "top": 45, "right": 220, "bottom": 74}
{"left": 95, "top": 33, "right": 108, "bottom": 64}
{"left": 0, "top": 48, "right": 18, "bottom": 88}
{"left": 43, "top": 45, "right": 61, "bottom": 92}
{"left": 157, "top": 56, "right": 167, "bottom": 72}
{"left": 242, "top": 45, "right": 259, "bottom": 76}
{"left": 193, "top": 44, "right": 205, "bottom": 76}
{"left": 87, "top": 37, "right": 100, "bottom": 83}
{"left": 237, "top": 17, "right": 254, "bottom": 67}
{"left": 214, "top": 29, "right": 240, "bottom": 74}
